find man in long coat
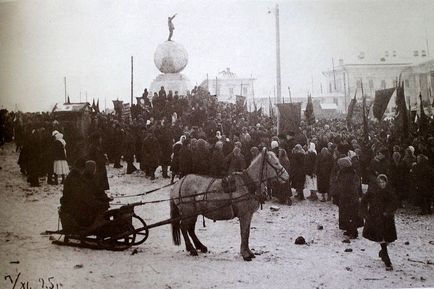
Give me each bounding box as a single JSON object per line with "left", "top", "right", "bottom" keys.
{"left": 142, "top": 130, "right": 161, "bottom": 180}
{"left": 155, "top": 121, "right": 173, "bottom": 178}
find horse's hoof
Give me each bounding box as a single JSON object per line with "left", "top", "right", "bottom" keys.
{"left": 243, "top": 256, "right": 252, "bottom": 261}
{"left": 249, "top": 253, "right": 256, "bottom": 258}
{"left": 200, "top": 246, "right": 208, "bottom": 253}
{"left": 190, "top": 249, "right": 198, "bottom": 256}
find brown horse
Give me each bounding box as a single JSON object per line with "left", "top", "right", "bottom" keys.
{"left": 170, "top": 148, "right": 289, "bottom": 261}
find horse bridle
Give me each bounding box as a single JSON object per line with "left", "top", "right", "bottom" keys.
{"left": 258, "top": 150, "right": 288, "bottom": 191}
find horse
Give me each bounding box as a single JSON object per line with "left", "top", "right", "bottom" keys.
{"left": 170, "top": 148, "right": 289, "bottom": 261}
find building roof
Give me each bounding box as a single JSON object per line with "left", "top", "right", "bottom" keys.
{"left": 320, "top": 103, "right": 338, "bottom": 110}
{"left": 54, "top": 102, "right": 91, "bottom": 112}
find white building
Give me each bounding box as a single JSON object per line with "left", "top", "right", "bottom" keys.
{"left": 200, "top": 68, "right": 255, "bottom": 103}
{"left": 322, "top": 50, "right": 433, "bottom": 113}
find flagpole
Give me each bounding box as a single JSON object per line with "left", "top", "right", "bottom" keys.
{"left": 361, "top": 79, "right": 368, "bottom": 142}
{"left": 131, "top": 56, "right": 134, "bottom": 105}
{"left": 275, "top": 3, "right": 281, "bottom": 103}
{"left": 64, "top": 76, "right": 67, "bottom": 104}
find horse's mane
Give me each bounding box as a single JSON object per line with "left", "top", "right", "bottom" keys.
{"left": 248, "top": 150, "right": 277, "bottom": 170}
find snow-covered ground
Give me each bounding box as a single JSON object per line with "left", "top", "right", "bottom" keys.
{"left": 0, "top": 142, "right": 433, "bottom": 289}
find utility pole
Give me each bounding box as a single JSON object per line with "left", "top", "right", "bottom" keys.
{"left": 275, "top": 3, "right": 282, "bottom": 103}
{"left": 131, "top": 56, "right": 134, "bottom": 105}
{"left": 332, "top": 58, "right": 336, "bottom": 91}
{"left": 64, "top": 76, "right": 67, "bottom": 103}
{"left": 215, "top": 77, "right": 218, "bottom": 97}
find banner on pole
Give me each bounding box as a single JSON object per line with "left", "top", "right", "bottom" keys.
{"left": 276, "top": 102, "right": 301, "bottom": 135}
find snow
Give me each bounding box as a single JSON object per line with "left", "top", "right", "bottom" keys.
{"left": 1, "top": 142, "right": 433, "bottom": 289}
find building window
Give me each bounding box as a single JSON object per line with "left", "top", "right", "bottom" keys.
{"left": 369, "top": 79, "right": 374, "bottom": 90}
{"left": 229, "top": 87, "right": 234, "bottom": 97}
{"left": 356, "top": 80, "right": 362, "bottom": 89}
{"left": 405, "top": 79, "right": 410, "bottom": 88}
{"left": 329, "top": 83, "right": 332, "bottom": 93}
{"left": 381, "top": 80, "right": 386, "bottom": 89}
{"left": 392, "top": 79, "right": 398, "bottom": 87}
{"left": 243, "top": 87, "right": 248, "bottom": 95}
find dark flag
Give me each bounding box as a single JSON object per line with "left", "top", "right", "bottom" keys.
{"left": 418, "top": 93, "right": 428, "bottom": 133}
{"left": 346, "top": 89, "right": 357, "bottom": 127}
{"left": 373, "top": 87, "right": 395, "bottom": 120}
{"left": 96, "top": 99, "right": 100, "bottom": 113}
{"left": 304, "top": 94, "right": 315, "bottom": 125}
{"left": 236, "top": 95, "right": 247, "bottom": 112}
{"left": 276, "top": 102, "right": 301, "bottom": 135}
{"left": 394, "top": 81, "right": 409, "bottom": 139}
{"left": 361, "top": 81, "right": 369, "bottom": 142}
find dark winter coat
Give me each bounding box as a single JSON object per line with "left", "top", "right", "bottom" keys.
{"left": 87, "top": 144, "right": 109, "bottom": 191}
{"left": 52, "top": 139, "right": 67, "bottom": 160}
{"left": 155, "top": 126, "right": 173, "bottom": 166}
{"left": 192, "top": 145, "right": 210, "bottom": 175}
{"left": 361, "top": 185, "right": 398, "bottom": 243}
{"left": 389, "top": 160, "right": 408, "bottom": 200}
{"left": 368, "top": 158, "right": 390, "bottom": 186}
{"left": 290, "top": 152, "right": 306, "bottom": 190}
{"left": 317, "top": 153, "right": 334, "bottom": 194}
{"left": 179, "top": 145, "right": 193, "bottom": 177}
{"left": 142, "top": 134, "right": 161, "bottom": 169}
{"left": 171, "top": 142, "right": 183, "bottom": 173}
{"left": 411, "top": 160, "right": 434, "bottom": 198}
{"left": 123, "top": 132, "right": 136, "bottom": 163}
{"left": 304, "top": 151, "right": 317, "bottom": 176}
{"left": 335, "top": 167, "right": 364, "bottom": 230}
{"left": 210, "top": 149, "right": 227, "bottom": 177}
{"left": 61, "top": 169, "right": 109, "bottom": 227}
{"left": 227, "top": 154, "right": 246, "bottom": 174}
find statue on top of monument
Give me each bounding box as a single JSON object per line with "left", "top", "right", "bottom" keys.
{"left": 168, "top": 14, "right": 177, "bottom": 41}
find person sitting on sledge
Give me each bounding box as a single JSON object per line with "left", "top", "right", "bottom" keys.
{"left": 60, "top": 159, "right": 110, "bottom": 233}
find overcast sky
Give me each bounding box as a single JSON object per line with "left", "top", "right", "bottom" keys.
{"left": 1, "top": 0, "right": 433, "bottom": 112}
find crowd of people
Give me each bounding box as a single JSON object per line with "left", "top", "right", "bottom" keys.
{"left": 1, "top": 85, "right": 433, "bottom": 270}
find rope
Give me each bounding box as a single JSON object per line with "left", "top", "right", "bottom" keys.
{"left": 109, "top": 173, "right": 263, "bottom": 207}
{"left": 112, "top": 182, "right": 175, "bottom": 199}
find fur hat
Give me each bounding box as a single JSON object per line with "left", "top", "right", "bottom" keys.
{"left": 337, "top": 157, "right": 352, "bottom": 168}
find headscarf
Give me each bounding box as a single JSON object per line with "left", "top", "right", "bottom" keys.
{"left": 377, "top": 174, "right": 388, "bottom": 183}
{"left": 408, "top": 146, "right": 415, "bottom": 155}
{"left": 54, "top": 132, "right": 66, "bottom": 147}
{"left": 308, "top": 142, "right": 316, "bottom": 154}
{"left": 271, "top": 140, "right": 279, "bottom": 150}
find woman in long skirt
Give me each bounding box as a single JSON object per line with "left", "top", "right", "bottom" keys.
{"left": 52, "top": 131, "right": 69, "bottom": 184}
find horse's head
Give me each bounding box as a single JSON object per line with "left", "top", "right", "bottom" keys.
{"left": 248, "top": 147, "right": 289, "bottom": 187}
{"left": 261, "top": 148, "right": 289, "bottom": 184}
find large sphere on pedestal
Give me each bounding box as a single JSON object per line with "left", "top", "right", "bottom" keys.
{"left": 154, "top": 41, "right": 188, "bottom": 74}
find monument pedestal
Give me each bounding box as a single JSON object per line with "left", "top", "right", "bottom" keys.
{"left": 150, "top": 73, "right": 191, "bottom": 95}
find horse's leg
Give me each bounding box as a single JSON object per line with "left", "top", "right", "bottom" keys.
{"left": 180, "top": 220, "right": 198, "bottom": 256}
{"left": 187, "top": 216, "right": 208, "bottom": 253}
{"left": 239, "top": 212, "right": 254, "bottom": 261}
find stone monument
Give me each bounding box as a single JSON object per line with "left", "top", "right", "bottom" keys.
{"left": 149, "top": 15, "right": 191, "bottom": 95}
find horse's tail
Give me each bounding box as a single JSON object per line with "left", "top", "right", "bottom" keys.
{"left": 171, "top": 200, "right": 181, "bottom": 246}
